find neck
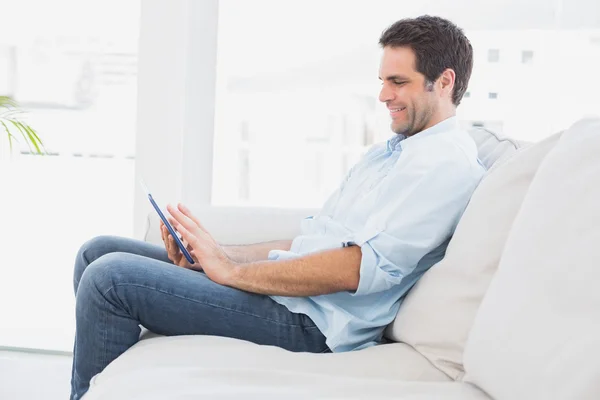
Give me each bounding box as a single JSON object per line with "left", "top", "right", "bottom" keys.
{"left": 422, "top": 106, "right": 456, "bottom": 132}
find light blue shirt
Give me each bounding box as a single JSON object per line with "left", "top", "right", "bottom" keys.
{"left": 269, "top": 116, "right": 486, "bottom": 352}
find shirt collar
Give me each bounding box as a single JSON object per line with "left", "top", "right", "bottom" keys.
{"left": 385, "top": 116, "right": 459, "bottom": 152}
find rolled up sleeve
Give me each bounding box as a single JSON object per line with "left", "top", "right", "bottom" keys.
{"left": 347, "top": 152, "right": 482, "bottom": 297}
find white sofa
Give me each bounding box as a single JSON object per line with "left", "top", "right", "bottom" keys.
{"left": 83, "top": 119, "right": 600, "bottom": 399}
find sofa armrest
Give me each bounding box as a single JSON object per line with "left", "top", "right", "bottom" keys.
{"left": 143, "top": 205, "right": 319, "bottom": 246}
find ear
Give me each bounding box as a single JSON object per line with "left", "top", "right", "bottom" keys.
{"left": 438, "top": 68, "right": 456, "bottom": 98}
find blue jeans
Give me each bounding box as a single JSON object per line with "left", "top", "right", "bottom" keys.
{"left": 70, "top": 235, "right": 328, "bottom": 400}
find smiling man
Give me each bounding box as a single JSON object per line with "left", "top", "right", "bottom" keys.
{"left": 70, "top": 15, "right": 485, "bottom": 400}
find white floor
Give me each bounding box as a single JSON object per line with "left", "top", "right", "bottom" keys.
{"left": 0, "top": 350, "right": 72, "bottom": 400}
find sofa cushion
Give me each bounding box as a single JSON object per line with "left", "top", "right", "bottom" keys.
{"left": 463, "top": 118, "right": 600, "bottom": 400}
{"left": 84, "top": 336, "right": 491, "bottom": 400}
{"left": 131, "top": 334, "right": 449, "bottom": 381}
{"left": 385, "top": 130, "right": 561, "bottom": 379}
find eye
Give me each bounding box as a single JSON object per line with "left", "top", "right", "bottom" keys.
{"left": 394, "top": 81, "right": 406, "bottom": 86}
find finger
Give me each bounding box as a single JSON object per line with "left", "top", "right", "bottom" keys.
{"left": 167, "top": 217, "right": 184, "bottom": 240}
{"left": 164, "top": 227, "right": 174, "bottom": 247}
{"left": 160, "top": 224, "right": 168, "bottom": 242}
{"left": 189, "top": 250, "right": 199, "bottom": 263}
{"left": 167, "top": 221, "right": 190, "bottom": 255}
{"left": 169, "top": 217, "right": 199, "bottom": 249}
{"left": 169, "top": 233, "right": 182, "bottom": 251}
{"left": 167, "top": 233, "right": 176, "bottom": 254}
{"left": 167, "top": 204, "right": 206, "bottom": 237}
{"left": 169, "top": 234, "right": 179, "bottom": 250}
{"left": 162, "top": 226, "right": 170, "bottom": 245}
{"left": 168, "top": 235, "right": 183, "bottom": 262}
{"left": 177, "top": 203, "right": 208, "bottom": 233}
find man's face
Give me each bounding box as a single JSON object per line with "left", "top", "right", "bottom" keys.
{"left": 378, "top": 46, "right": 440, "bottom": 137}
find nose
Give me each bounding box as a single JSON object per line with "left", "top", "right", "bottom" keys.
{"left": 379, "top": 83, "right": 394, "bottom": 104}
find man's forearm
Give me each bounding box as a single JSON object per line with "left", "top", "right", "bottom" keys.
{"left": 225, "top": 245, "right": 362, "bottom": 297}
{"left": 222, "top": 240, "right": 293, "bottom": 263}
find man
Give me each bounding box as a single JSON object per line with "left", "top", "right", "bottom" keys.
{"left": 70, "top": 15, "right": 485, "bottom": 399}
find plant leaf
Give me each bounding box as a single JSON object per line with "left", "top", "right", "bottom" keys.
{"left": 20, "top": 122, "right": 41, "bottom": 154}
{"left": 21, "top": 123, "right": 40, "bottom": 154}
{"left": 23, "top": 124, "right": 45, "bottom": 154}
{"left": 0, "top": 96, "right": 18, "bottom": 108}
{"left": 1, "top": 97, "right": 44, "bottom": 156}
{"left": 0, "top": 109, "right": 25, "bottom": 119}
{"left": 7, "top": 132, "right": 14, "bottom": 153}
{"left": 0, "top": 120, "right": 9, "bottom": 134}
{"left": 10, "top": 120, "right": 34, "bottom": 153}
{"left": 1, "top": 120, "right": 17, "bottom": 153}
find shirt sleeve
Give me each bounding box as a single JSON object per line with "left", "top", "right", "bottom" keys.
{"left": 347, "top": 148, "right": 482, "bottom": 296}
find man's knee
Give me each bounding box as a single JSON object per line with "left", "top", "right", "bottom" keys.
{"left": 77, "top": 235, "right": 120, "bottom": 264}
{"left": 76, "top": 253, "right": 134, "bottom": 301}
{"left": 75, "top": 255, "right": 121, "bottom": 320}
{"left": 74, "top": 236, "right": 120, "bottom": 296}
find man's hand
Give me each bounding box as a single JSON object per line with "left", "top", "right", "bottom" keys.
{"left": 160, "top": 219, "right": 199, "bottom": 270}
{"left": 167, "top": 203, "right": 236, "bottom": 285}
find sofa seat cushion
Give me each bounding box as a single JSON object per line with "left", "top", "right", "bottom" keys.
{"left": 84, "top": 336, "right": 489, "bottom": 400}
{"left": 102, "top": 334, "right": 449, "bottom": 382}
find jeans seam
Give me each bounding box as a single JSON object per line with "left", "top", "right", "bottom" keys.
{"left": 102, "top": 298, "right": 109, "bottom": 372}
{"left": 75, "top": 248, "right": 90, "bottom": 294}
{"left": 109, "top": 283, "right": 313, "bottom": 329}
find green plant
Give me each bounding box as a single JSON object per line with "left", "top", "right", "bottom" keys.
{"left": 0, "top": 96, "right": 45, "bottom": 155}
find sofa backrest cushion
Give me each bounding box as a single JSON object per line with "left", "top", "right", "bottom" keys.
{"left": 463, "top": 118, "right": 600, "bottom": 400}
{"left": 468, "top": 127, "right": 522, "bottom": 170}
{"left": 144, "top": 206, "right": 317, "bottom": 246}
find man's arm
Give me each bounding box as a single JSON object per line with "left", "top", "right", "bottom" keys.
{"left": 166, "top": 203, "right": 361, "bottom": 297}
{"left": 222, "top": 240, "right": 293, "bottom": 263}
{"left": 225, "top": 245, "right": 362, "bottom": 297}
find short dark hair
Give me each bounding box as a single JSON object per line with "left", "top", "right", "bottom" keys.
{"left": 379, "top": 15, "right": 473, "bottom": 106}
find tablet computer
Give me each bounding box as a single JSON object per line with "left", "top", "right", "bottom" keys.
{"left": 140, "top": 180, "right": 195, "bottom": 265}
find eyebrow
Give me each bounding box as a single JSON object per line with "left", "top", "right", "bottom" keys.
{"left": 378, "top": 75, "right": 411, "bottom": 82}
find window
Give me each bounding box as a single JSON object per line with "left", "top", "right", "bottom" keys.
{"left": 212, "top": 0, "right": 600, "bottom": 209}
{"left": 0, "top": 0, "right": 140, "bottom": 351}
{"left": 488, "top": 48, "right": 500, "bottom": 62}
{"left": 522, "top": 50, "right": 534, "bottom": 64}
